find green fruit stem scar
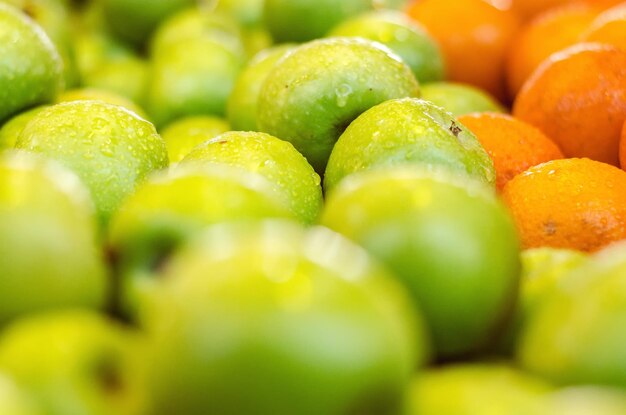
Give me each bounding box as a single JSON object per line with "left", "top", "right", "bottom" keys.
{"left": 257, "top": 37, "right": 420, "bottom": 173}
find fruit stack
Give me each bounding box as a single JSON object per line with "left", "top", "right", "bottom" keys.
{"left": 1, "top": 0, "right": 626, "bottom": 414}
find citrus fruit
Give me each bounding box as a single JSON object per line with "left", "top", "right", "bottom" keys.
{"left": 182, "top": 131, "right": 323, "bottom": 225}
{"left": 159, "top": 116, "right": 230, "bottom": 163}
{"left": 407, "top": 0, "right": 520, "bottom": 102}
{"left": 324, "top": 98, "right": 495, "bottom": 192}
{"left": 420, "top": 82, "right": 505, "bottom": 117}
{"left": 513, "top": 43, "right": 626, "bottom": 166}
{"left": 144, "top": 220, "right": 428, "bottom": 415}
{"left": 580, "top": 3, "right": 626, "bottom": 50}
{"left": 517, "top": 241, "right": 626, "bottom": 388}
{"left": 506, "top": 4, "right": 599, "bottom": 98}
{"left": 321, "top": 168, "right": 520, "bottom": 358}
{"left": 457, "top": 112, "right": 564, "bottom": 191}
{"left": 502, "top": 158, "right": 626, "bottom": 252}
{"left": 406, "top": 363, "right": 552, "bottom": 415}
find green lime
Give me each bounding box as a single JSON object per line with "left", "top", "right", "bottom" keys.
{"left": 421, "top": 82, "right": 505, "bottom": 117}
{"left": 144, "top": 220, "right": 429, "bottom": 415}
{"left": 517, "top": 241, "right": 626, "bottom": 388}
{"left": 160, "top": 115, "right": 230, "bottom": 163}
{"left": 329, "top": 10, "right": 445, "bottom": 83}
{"left": 108, "top": 163, "right": 294, "bottom": 318}
{"left": 406, "top": 363, "right": 552, "bottom": 415}
{"left": 182, "top": 131, "right": 323, "bottom": 224}
{"left": 324, "top": 97, "right": 495, "bottom": 192}
{"left": 15, "top": 100, "right": 168, "bottom": 223}
{"left": 321, "top": 167, "right": 520, "bottom": 358}
{"left": 0, "top": 3, "right": 63, "bottom": 123}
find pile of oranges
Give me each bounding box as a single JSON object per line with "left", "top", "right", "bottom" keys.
{"left": 407, "top": 0, "right": 626, "bottom": 253}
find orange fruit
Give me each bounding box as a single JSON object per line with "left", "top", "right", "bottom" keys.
{"left": 506, "top": 4, "right": 599, "bottom": 98}
{"left": 501, "top": 158, "right": 626, "bottom": 252}
{"left": 513, "top": 43, "right": 626, "bottom": 166}
{"left": 620, "top": 119, "right": 626, "bottom": 169}
{"left": 406, "top": 0, "right": 520, "bottom": 102}
{"left": 509, "top": 0, "right": 569, "bottom": 20}
{"left": 580, "top": 3, "right": 626, "bottom": 50}
{"left": 457, "top": 112, "right": 564, "bottom": 191}
{"left": 509, "top": 0, "right": 622, "bottom": 20}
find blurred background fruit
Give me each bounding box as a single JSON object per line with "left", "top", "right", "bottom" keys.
{"left": 420, "top": 82, "right": 505, "bottom": 116}
{"left": 143, "top": 221, "right": 428, "bottom": 415}
{"left": 107, "top": 163, "right": 294, "bottom": 319}
{"left": 321, "top": 168, "right": 520, "bottom": 358}
{"left": 407, "top": 0, "right": 520, "bottom": 103}
{"left": 0, "top": 3, "right": 63, "bottom": 123}
{"left": 0, "top": 152, "right": 107, "bottom": 324}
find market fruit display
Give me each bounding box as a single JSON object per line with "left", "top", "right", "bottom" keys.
{"left": 2, "top": 0, "right": 626, "bottom": 413}
{"left": 257, "top": 36, "right": 420, "bottom": 172}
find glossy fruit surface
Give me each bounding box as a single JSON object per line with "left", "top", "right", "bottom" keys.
{"left": 513, "top": 43, "right": 626, "bottom": 166}
{"left": 15, "top": 100, "right": 168, "bottom": 223}
{"left": 502, "top": 158, "right": 626, "bottom": 252}
{"left": 183, "top": 131, "right": 323, "bottom": 224}
{"left": 324, "top": 98, "right": 495, "bottom": 191}
{"left": 160, "top": 116, "right": 230, "bottom": 163}
{"left": 420, "top": 82, "right": 505, "bottom": 116}
{"left": 458, "top": 112, "right": 563, "bottom": 191}
{"left": 257, "top": 37, "right": 419, "bottom": 172}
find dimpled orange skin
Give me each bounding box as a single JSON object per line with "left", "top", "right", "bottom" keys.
{"left": 457, "top": 112, "right": 564, "bottom": 191}
{"left": 581, "top": 4, "right": 626, "bottom": 50}
{"left": 513, "top": 43, "right": 626, "bottom": 166}
{"left": 506, "top": 4, "right": 599, "bottom": 99}
{"left": 406, "top": 0, "right": 520, "bottom": 103}
{"left": 501, "top": 158, "right": 626, "bottom": 252}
